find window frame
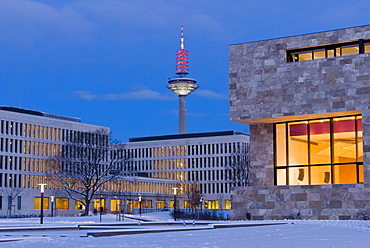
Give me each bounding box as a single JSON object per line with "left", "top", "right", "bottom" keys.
{"left": 274, "top": 115, "right": 363, "bottom": 185}
{"left": 287, "top": 39, "right": 367, "bottom": 62}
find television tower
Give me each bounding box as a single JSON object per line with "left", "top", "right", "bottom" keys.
{"left": 167, "top": 25, "right": 199, "bottom": 134}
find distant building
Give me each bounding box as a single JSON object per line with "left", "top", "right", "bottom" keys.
{"left": 0, "top": 106, "right": 249, "bottom": 216}
{"left": 0, "top": 106, "right": 175, "bottom": 216}
{"left": 229, "top": 25, "right": 370, "bottom": 220}
{"left": 124, "top": 131, "right": 250, "bottom": 211}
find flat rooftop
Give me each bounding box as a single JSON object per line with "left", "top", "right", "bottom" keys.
{"left": 0, "top": 105, "right": 81, "bottom": 123}
{"left": 129, "top": 130, "right": 249, "bottom": 142}
{"left": 230, "top": 23, "right": 370, "bottom": 46}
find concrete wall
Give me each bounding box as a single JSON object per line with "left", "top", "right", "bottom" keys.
{"left": 231, "top": 184, "right": 370, "bottom": 220}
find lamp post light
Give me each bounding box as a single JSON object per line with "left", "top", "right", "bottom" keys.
{"left": 38, "top": 183, "right": 47, "bottom": 224}
{"left": 172, "top": 187, "right": 178, "bottom": 221}
{"left": 50, "top": 196, "right": 55, "bottom": 217}
{"left": 138, "top": 194, "right": 142, "bottom": 217}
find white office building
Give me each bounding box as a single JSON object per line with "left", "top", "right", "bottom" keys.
{"left": 0, "top": 106, "right": 175, "bottom": 217}
{"left": 124, "top": 131, "right": 250, "bottom": 211}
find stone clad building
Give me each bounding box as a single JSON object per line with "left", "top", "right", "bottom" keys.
{"left": 229, "top": 25, "right": 370, "bottom": 220}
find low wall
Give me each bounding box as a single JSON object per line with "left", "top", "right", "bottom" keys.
{"left": 231, "top": 184, "right": 370, "bottom": 220}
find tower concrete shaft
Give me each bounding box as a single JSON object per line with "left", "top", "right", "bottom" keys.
{"left": 179, "top": 95, "right": 186, "bottom": 134}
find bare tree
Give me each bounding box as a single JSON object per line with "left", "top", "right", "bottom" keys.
{"left": 2, "top": 187, "right": 23, "bottom": 218}
{"left": 226, "top": 143, "right": 250, "bottom": 187}
{"left": 183, "top": 184, "right": 203, "bottom": 214}
{"left": 217, "top": 193, "right": 224, "bottom": 212}
{"left": 108, "top": 147, "right": 136, "bottom": 213}
{"left": 47, "top": 128, "right": 126, "bottom": 216}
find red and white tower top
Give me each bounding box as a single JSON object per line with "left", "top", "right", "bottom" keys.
{"left": 167, "top": 24, "right": 198, "bottom": 95}
{"left": 175, "top": 24, "right": 189, "bottom": 76}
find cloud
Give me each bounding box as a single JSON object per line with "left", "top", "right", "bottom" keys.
{"left": 193, "top": 90, "right": 227, "bottom": 100}
{"left": 188, "top": 112, "right": 229, "bottom": 117}
{"left": 102, "top": 90, "right": 172, "bottom": 101}
{"left": 74, "top": 91, "right": 96, "bottom": 101}
{"left": 166, "top": 109, "right": 228, "bottom": 117}
{"left": 0, "top": 0, "right": 95, "bottom": 47}
{"left": 73, "top": 90, "right": 172, "bottom": 101}
{"left": 73, "top": 88, "right": 226, "bottom": 101}
{"left": 0, "top": 0, "right": 231, "bottom": 48}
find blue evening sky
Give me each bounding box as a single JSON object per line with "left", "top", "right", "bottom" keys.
{"left": 1, "top": 0, "right": 369, "bottom": 142}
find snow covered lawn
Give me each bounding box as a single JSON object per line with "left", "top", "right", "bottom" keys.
{"left": 0, "top": 213, "right": 369, "bottom": 247}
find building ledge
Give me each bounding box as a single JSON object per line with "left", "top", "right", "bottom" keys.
{"left": 233, "top": 110, "right": 362, "bottom": 125}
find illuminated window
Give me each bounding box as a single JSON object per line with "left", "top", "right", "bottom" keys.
{"left": 287, "top": 39, "right": 366, "bottom": 62}
{"left": 56, "top": 198, "right": 69, "bottom": 210}
{"left": 341, "top": 44, "right": 359, "bottom": 56}
{"left": 34, "top": 197, "right": 49, "bottom": 210}
{"left": 143, "top": 200, "right": 152, "bottom": 209}
{"left": 204, "top": 200, "right": 219, "bottom": 209}
{"left": 275, "top": 115, "right": 363, "bottom": 185}
{"left": 310, "top": 119, "right": 331, "bottom": 165}
{"left": 289, "top": 167, "right": 309, "bottom": 185}
{"left": 225, "top": 200, "right": 231, "bottom": 210}
{"left": 288, "top": 121, "right": 308, "bottom": 166}
{"left": 156, "top": 200, "right": 166, "bottom": 209}
{"left": 365, "top": 42, "right": 370, "bottom": 53}
{"left": 132, "top": 200, "right": 139, "bottom": 209}
{"left": 110, "top": 199, "right": 122, "bottom": 212}
{"left": 313, "top": 49, "right": 325, "bottom": 59}
{"left": 75, "top": 200, "right": 85, "bottom": 210}
{"left": 126, "top": 200, "right": 133, "bottom": 213}
{"left": 333, "top": 116, "right": 359, "bottom": 163}
{"left": 93, "top": 198, "right": 105, "bottom": 212}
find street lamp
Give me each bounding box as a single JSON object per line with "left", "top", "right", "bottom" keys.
{"left": 199, "top": 196, "right": 203, "bottom": 220}
{"left": 38, "top": 183, "right": 47, "bottom": 224}
{"left": 122, "top": 202, "right": 127, "bottom": 221}
{"left": 138, "top": 194, "right": 142, "bottom": 217}
{"left": 116, "top": 203, "right": 121, "bottom": 221}
{"left": 172, "top": 187, "right": 178, "bottom": 221}
{"left": 50, "top": 196, "right": 55, "bottom": 217}
{"left": 99, "top": 196, "right": 103, "bottom": 223}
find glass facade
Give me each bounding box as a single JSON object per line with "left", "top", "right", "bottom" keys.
{"left": 275, "top": 115, "right": 363, "bottom": 185}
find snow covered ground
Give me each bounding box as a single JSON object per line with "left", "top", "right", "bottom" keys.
{"left": 0, "top": 212, "right": 369, "bottom": 248}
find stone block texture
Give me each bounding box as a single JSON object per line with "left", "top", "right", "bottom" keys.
{"left": 229, "top": 25, "right": 370, "bottom": 220}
